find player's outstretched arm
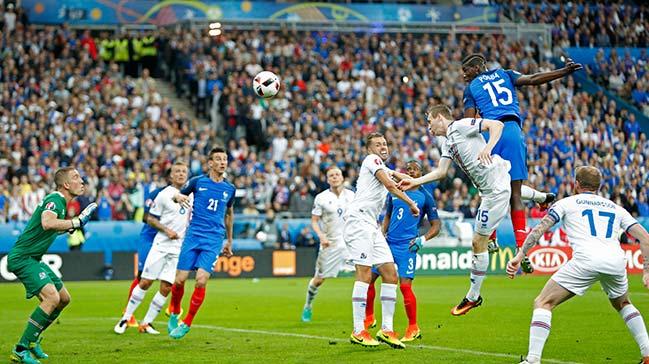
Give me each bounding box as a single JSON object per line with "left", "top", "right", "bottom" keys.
{"left": 399, "top": 158, "right": 452, "bottom": 190}
{"left": 478, "top": 119, "right": 504, "bottom": 165}
{"left": 506, "top": 215, "right": 556, "bottom": 278}
{"left": 42, "top": 202, "right": 97, "bottom": 232}
{"left": 389, "top": 170, "right": 410, "bottom": 182}
{"left": 627, "top": 224, "right": 649, "bottom": 289}
{"left": 375, "top": 170, "right": 419, "bottom": 217}
{"left": 515, "top": 58, "right": 583, "bottom": 86}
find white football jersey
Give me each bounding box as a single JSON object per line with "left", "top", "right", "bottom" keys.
{"left": 312, "top": 188, "right": 355, "bottom": 247}
{"left": 149, "top": 185, "right": 192, "bottom": 254}
{"left": 345, "top": 154, "right": 391, "bottom": 224}
{"left": 440, "top": 118, "right": 510, "bottom": 194}
{"left": 548, "top": 193, "right": 638, "bottom": 274}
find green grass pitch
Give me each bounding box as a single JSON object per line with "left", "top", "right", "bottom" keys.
{"left": 1, "top": 275, "right": 647, "bottom": 363}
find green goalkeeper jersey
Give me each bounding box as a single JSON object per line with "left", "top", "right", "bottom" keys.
{"left": 8, "top": 192, "right": 67, "bottom": 261}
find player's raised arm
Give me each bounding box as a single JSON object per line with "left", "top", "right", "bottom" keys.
{"left": 388, "top": 170, "right": 410, "bottom": 182}
{"left": 399, "top": 157, "right": 451, "bottom": 190}
{"left": 477, "top": 119, "right": 504, "bottom": 165}
{"left": 514, "top": 58, "right": 583, "bottom": 86}
{"left": 42, "top": 202, "right": 97, "bottom": 232}
{"left": 375, "top": 169, "right": 419, "bottom": 217}
{"left": 506, "top": 214, "right": 557, "bottom": 278}
{"left": 627, "top": 224, "right": 649, "bottom": 289}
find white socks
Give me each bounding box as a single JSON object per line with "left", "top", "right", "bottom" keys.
{"left": 527, "top": 308, "right": 552, "bottom": 363}
{"left": 620, "top": 304, "right": 649, "bottom": 356}
{"left": 466, "top": 252, "right": 489, "bottom": 301}
{"left": 521, "top": 185, "right": 547, "bottom": 204}
{"left": 304, "top": 279, "right": 319, "bottom": 309}
{"left": 380, "top": 283, "right": 397, "bottom": 332}
{"left": 352, "top": 281, "right": 369, "bottom": 335}
{"left": 142, "top": 291, "right": 168, "bottom": 325}
{"left": 122, "top": 286, "right": 146, "bottom": 321}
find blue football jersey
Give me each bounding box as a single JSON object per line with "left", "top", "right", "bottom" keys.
{"left": 181, "top": 175, "right": 236, "bottom": 246}
{"left": 385, "top": 187, "right": 439, "bottom": 244}
{"left": 463, "top": 68, "right": 522, "bottom": 123}
{"left": 139, "top": 186, "right": 165, "bottom": 242}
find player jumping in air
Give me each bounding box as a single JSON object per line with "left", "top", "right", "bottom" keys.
{"left": 507, "top": 166, "right": 649, "bottom": 364}
{"left": 462, "top": 54, "right": 582, "bottom": 270}
{"left": 301, "top": 167, "right": 355, "bottom": 322}
{"left": 365, "top": 159, "right": 441, "bottom": 342}
{"left": 344, "top": 132, "right": 420, "bottom": 349}
{"left": 399, "top": 105, "right": 509, "bottom": 316}
{"left": 8, "top": 167, "right": 96, "bottom": 364}
{"left": 114, "top": 162, "right": 190, "bottom": 335}
{"left": 167, "top": 147, "right": 236, "bottom": 339}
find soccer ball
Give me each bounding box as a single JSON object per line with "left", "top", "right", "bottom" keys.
{"left": 253, "top": 71, "right": 280, "bottom": 99}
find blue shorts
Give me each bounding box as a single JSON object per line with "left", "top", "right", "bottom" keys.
{"left": 482, "top": 121, "right": 527, "bottom": 181}
{"left": 137, "top": 236, "right": 155, "bottom": 273}
{"left": 371, "top": 240, "right": 417, "bottom": 280}
{"left": 176, "top": 238, "right": 223, "bottom": 273}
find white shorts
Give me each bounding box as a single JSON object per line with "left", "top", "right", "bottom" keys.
{"left": 141, "top": 245, "right": 179, "bottom": 284}
{"left": 551, "top": 259, "right": 628, "bottom": 299}
{"left": 474, "top": 188, "right": 511, "bottom": 236}
{"left": 315, "top": 244, "right": 351, "bottom": 278}
{"left": 343, "top": 217, "right": 393, "bottom": 267}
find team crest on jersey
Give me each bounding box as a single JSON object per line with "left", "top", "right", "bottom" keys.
{"left": 45, "top": 202, "right": 56, "bottom": 211}
{"left": 223, "top": 191, "right": 229, "bottom": 200}
{"left": 374, "top": 158, "right": 382, "bottom": 165}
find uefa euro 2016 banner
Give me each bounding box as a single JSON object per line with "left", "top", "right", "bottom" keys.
{"left": 23, "top": 0, "right": 499, "bottom": 26}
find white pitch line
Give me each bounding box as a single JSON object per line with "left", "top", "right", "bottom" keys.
{"left": 189, "top": 322, "right": 582, "bottom": 364}
{"left": 5, "top": 316, "right": 583, "bottom": 364}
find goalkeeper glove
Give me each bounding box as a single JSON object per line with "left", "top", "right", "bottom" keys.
{"left": 70, "top": 202, "right": 97, "bottom": 232}
{"left": 409, "top": 235, "right": 426, "bottom": 253}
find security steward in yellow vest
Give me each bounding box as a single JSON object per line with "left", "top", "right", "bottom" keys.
{"left": 139, "top": 34, "right": 158, "bottom": 77}
{"left": 99, "top": 36, "right": 115, "bottom": 62}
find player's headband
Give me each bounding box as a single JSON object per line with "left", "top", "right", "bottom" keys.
{"left": 462, "top": 54, "right": 486, "bottom": 66}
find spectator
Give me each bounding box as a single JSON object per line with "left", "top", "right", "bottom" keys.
{"left": 288, "top": 184, "right": 315, "bottom": 217}
{"left": 295, "top": 226, "right": 316, "bottom": 247}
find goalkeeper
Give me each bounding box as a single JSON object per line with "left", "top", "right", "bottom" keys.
{"left": 365, "top": 160, "right": 440, "bottom": 343}
{"left": 8, "top": 167, "right": 96, "bottom": 364}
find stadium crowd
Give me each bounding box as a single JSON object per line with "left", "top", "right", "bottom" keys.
{"left": 1, "top": 23, "right": 648, "bottom": 237}
{"left": 502, "top": 1, "right": 649, "bottom": 113}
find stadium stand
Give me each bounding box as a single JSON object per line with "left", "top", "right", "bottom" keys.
{"left": 1, "top": 20, "right": 648, "bottom": 248}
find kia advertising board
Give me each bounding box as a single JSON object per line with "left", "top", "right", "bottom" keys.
{"left": 403, "top": 245, "right": 644, "bottom": 276}
{"left": 526, "top": 244, "right": 644, "bottom": 275}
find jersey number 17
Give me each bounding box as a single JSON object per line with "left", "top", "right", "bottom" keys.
{"left": 582, "top": 209, "right": 615, "bottom": 239}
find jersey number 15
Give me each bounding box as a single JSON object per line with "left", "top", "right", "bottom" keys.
{"left": 482, "top": 79, "right": 513, "bottom": 107}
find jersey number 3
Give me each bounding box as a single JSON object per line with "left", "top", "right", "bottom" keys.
{"left": 482, "top": 79, "right": 513, "bottom": 107}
